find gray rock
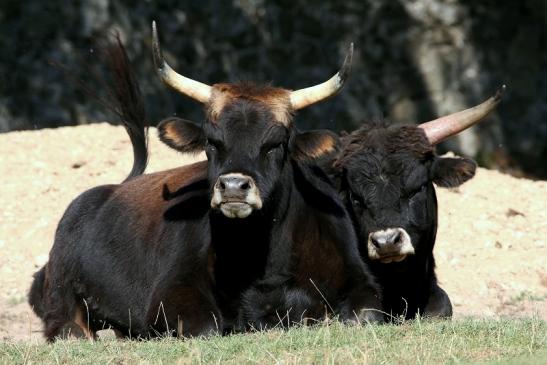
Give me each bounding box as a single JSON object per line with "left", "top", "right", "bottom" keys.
{"left": 0, "top": 0, "right": 546, "bottom": 177}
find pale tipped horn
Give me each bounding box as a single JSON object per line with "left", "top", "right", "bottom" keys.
{"left": 419, "top": 85, "right": 506, "bottom": 145}
{"left": 152, "top": 21, "right": 212, "bottom": 103}
{"left": 290, "top": 43, "right": 354, "bottom": 110}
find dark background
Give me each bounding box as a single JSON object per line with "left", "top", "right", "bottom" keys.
{"left": 1, "top": 1, "right": 546, "bottom": 178}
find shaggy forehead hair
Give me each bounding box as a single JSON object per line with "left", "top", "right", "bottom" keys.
{"left": 207, "top": 82, "right": 294, "bottom": 126}
{"left": 335, "top": 123, "right": 434, "bottom": 169}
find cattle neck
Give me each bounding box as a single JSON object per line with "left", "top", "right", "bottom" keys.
{"left": 364, "top": 197, "right": 438, "bottom": 283}
{"left": 369, "top": 248, "right": 438, "bottom": 318}
{"left": 366, "top": 226, "right": 438, "bottom": 306}
{"left": 368, "top": 251, "right": 432, "bottom": 278}
{"left": 208, "top": 162, "right": 294, "bottom": 320}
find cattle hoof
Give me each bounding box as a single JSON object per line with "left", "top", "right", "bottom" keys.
{"left": 358, "top": 309, "right": 384, "bottom": 324}
{"left": 342, "top": 307, "right": 384, "bottom": 325}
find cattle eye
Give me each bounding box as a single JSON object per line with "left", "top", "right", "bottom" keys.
{"left": 349, "top": 191, "right": 365, "bottom": 208}
{"left": 265, "top": 143, "right": 282, "bottom": 155}
{"left": 205, "top": 139, "right": 219, "bottom": 153}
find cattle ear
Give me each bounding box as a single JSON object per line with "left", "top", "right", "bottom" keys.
{"left": 157, "top": 117, "right": 205, "bottom": 153}
{"left": 293, "top": 130, "right": 339, "bottom": 162}
{"left": 430, "top": 157, "right": 477, "bottom": 188}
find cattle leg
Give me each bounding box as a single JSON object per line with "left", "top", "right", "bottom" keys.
{"left": 238, "top": 282, "right": 321, "bottom": 331}
{"left": 112, "top": 328, "right": 125, "bottom": 339}
{"left": 43, "top": 299, "right": 97, "bottom": 342}
{"left": 73, "top": 305, "right": 97, "bottom": 340}
{"left": 423, "top": 284, "right": 452, "bottom": 318}
{"left": 339, "top": 280, "right": 385, "bottom": 324}
{"left": 40, "top": 284, "right": 78, "bottom": 342}
{"left": 317, "top": 212, "right": 384, "bottom": 324}
{"left": 146, "top": 283, "right": 222, "bottom": 337}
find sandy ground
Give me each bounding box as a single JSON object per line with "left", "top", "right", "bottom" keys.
{"left": 0, "top": 123, "right": 545, "bottom": 341}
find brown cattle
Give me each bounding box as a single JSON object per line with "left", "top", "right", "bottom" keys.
{"left": 29, "top": 26, "right": 382, "bottom": 341}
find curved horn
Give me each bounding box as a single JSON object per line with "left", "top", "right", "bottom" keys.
{"left": 419, "top": 85, "right": 506, "bottom": 145}
{"left": 290, "top": 43, "right": 354, "bottom": 110}
{"left": 152, "top": 21, "right": 212, "bottom": 103}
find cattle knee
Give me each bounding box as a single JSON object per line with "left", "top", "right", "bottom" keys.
{"left": 238, "top": 286, "right": 288, "bottom": 330}
{"left": 339, "top": 305, "right": 384, "bottom": 324}
{"left": 423, "top": 285, "right": 452, "bottom": 319}
{"left": 45, "top": 321, "right": 86, "bottom": 342}
{"left": 339, "top": 283, "right": 384, "bottom": 324}
{"left": 175, "top": 310, "right": 222, "bottom": 338}
{"left": 112, "top": 328, "right": 126, "bottom": 339}
{"left": 146, "top": 285, "right": 222, "bottom": 338}
{"left": 150, "top": 309, "right": 221, "bottom": 338}
{"left": 73, "top": 306, "right": 97, "bottom": 340}
{"left": 238, "top": 285, "right": 321, "bottom": 330}
{"left": 283, "top": 288, "right": 325, "bottom": 325}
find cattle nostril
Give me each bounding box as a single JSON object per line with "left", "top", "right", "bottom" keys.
{"left": 371, "top": 236, "right": 381, "bottom": 248}
{"left": 392, "top": 231, "right": 402, "bottom": 245}
{"left": 218, "top": 175, "right": 254, "bottom": 194}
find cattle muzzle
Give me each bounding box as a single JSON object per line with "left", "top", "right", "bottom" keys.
{"left": 211, "top": 173, "right": 263, "bottom": 218}
{"left": 367, "top": 228, "right": 415, "bottom": 263}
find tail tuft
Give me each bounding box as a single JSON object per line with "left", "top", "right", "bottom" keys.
{"left": 104, "top": 35, "right": 149, "bottom": 181}
{"left": 28, "top": 266, "right": 47, "bottom": 318}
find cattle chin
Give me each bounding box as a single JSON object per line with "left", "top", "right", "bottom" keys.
{"left": 378, "top": 254, "right": 408, "bottom": 264}
{"left": 367, "top": 228, "right": 415, "bottom": 264}
{"left": 219, "top": 202, "right": 254, "bottom": 219}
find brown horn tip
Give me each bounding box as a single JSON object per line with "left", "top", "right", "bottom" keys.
{"left": 493, "top": 84, "right": 507, "bottom": 102}
{"left": 151, "top": 21, "right": 212, "bottom": 104}
{"left": 290, "top": 43, "right": 354, "bottom": 110}
{"left": 151, "top": 21, "right": 164, "bottom": 72}
{"left": 419, "top": 85, "right": 506, "bottom": 145}
{"left": 337, "top": 42, "right": 354, "bottom": 88}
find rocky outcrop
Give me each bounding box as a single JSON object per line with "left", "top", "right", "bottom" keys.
{"left": 0, "top": 1, "right": 545, "bottom": 177}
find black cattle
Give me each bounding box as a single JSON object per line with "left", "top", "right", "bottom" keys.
{"left": 154, "top": 80, "right": 505, "bottom": 322}
{"left": 29, "top": 25, "right": 381, "bottom": 341}
{"left": 332, "top": 87, "right": 505, "bottom": 320}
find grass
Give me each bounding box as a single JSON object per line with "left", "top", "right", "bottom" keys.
{"left": 504, "top": 291, "right": 547, "bottom": 306}
{"left": 1, "top": 317, "right": 545, "bottom": 364}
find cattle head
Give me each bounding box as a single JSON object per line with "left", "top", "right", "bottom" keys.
{"left": 152, "top": 22, "right": 347, "bottom": 218}
{"left": 335, "top": 87, "right": 505, "bottom": 263}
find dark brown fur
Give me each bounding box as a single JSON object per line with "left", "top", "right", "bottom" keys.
{"left": 32, "top": 161, "right": 216, "bottom": 341}
{"left": 208, "top": 83, "right": 293, "bottom": 125}
{"left": 335, "top": 125, "right": 434, "bottom": 170}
